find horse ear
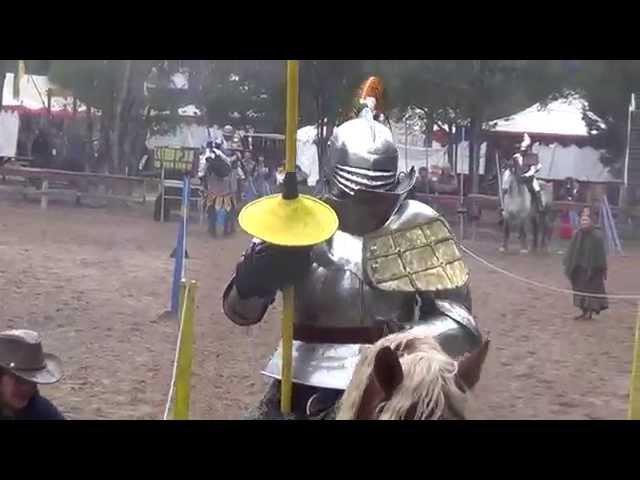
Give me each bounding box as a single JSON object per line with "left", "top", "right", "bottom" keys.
{"left": 456, "top": 337, "right": 491, "bottom": 391}
{"left": 373, "top": 346, "right": 404, "bottom": 399}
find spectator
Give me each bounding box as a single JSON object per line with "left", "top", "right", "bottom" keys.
{"left": 31, "top": 128, "right": 52, "bottom": 169}
{"left": 0, "top": 329, "right": 64, "bottom": 420}
{"left": 414, "top": 166, "right": 430, "bottom": 193}
{"left": 563, "top": 207, "right": 608, "bottom": 321}
{"left": 433, "top": 164, "right": 458, "bottom": 194}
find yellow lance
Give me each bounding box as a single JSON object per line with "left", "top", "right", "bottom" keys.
{"left": 238, "top": 60, "right": 339, "bottom": 414}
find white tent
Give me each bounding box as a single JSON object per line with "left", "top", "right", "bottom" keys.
{"left": 390, "top": 122, "right": 487, "bottom": 174}
{"left": 2, "top": 73, "right": 84, "bottom": 114}
{"left": 532, "top": 143, "right": 618, "bottom": 183}
{"left": 486, "top": 94, "right": 605, "bottom": 137}
{"left": 294, "top": 122, "right": 487, "bottom": 182}
{"left": 146, "top": 124, "right": 212, "bottom": 150}
{"left": 486, "top": 94, "right": 618, "bottom": 183}
{"left": 0, "top": 110, "right": 19, "bottom": 157}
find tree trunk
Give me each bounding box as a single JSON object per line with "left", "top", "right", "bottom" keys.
{"left": 468, "top": 116, "right": 482, "bottom": 193}
{"left": 112, "top": 60, "right": 132, "bottom": 174}
{"left": 447, "top": 121, "right": 455, "bottom": 169}
{"left": 86, "top": 106, "right": 93, "bottom": 172}
{"left": 99, "top": 108, "right": 112, "bottom": 174}
{"left": 421, "top": 109, "right": 434, "bottom": 148}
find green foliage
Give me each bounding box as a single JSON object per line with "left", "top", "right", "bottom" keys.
{"left": 32, "top": 60, "right": 640, "bottom": 179}
{"left": 198, "top": 60, "right": 285, "bottom": 131}
{"left": 567, "top": 60, "right": 640, "bottom": 168}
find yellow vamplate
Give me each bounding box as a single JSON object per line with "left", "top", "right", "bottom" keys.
{"left": 238, "top": 193, "right": 338, "bottom": 247}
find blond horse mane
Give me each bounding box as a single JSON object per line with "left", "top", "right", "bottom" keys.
{"left": 336, "top": 330, "right": 468, "bottom": 420}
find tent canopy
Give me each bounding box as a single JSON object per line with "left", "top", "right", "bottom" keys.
{"left": 2, "top": 73, "right": 87, "bottom": 116}
{"left": 533, "top": 143, "right": 619, "bottom": 183}
{"left": 486, "top": 94, "right": 605, "bottom": 137}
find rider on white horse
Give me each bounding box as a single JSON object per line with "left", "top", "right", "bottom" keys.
{"left": 504, "top": 133, "right": 543, "bottom": 212}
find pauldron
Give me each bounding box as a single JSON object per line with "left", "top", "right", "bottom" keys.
{"left": 364, "top": 216, "right": 469, "bottom": 292}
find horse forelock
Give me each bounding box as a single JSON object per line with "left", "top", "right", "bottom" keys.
{"left": 336, "top": 331, "right": 467, "bottom": 420}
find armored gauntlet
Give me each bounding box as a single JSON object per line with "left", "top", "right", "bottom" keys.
{"left": 234, "top": 241, "right": 313, "bottom": 299}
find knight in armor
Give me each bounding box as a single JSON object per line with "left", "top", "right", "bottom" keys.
{"left": 222, "top": 78, "right": 483, "bottom": 419}
{"left": 202, "top": 139, "right": 237, "bottom": 237}
{"left": 513, "top": 133, "right": 544, "bottom": 211}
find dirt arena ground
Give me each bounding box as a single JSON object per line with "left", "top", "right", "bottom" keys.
{"left": 0, "top": 193, "right": 638, "bottom": 419}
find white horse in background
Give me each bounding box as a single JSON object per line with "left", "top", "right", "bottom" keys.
{"left": 500, "top": 165, "right": 553, "bottom": 253}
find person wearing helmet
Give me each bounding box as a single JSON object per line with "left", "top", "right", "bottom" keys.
{"left": 221, "top": 77, "right": 485, "bottom": 420}
{"left": 513, "top": 133, "right": 544, "bottom": 212}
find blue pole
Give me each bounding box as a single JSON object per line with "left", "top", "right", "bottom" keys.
{"left": 170, "top": 175, "right": 189, "bottom": 313}
{"left": 182, "top": 176, "right": 191, "bottom": 278}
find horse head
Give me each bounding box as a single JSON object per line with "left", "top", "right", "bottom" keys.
{"left": 336, "top": 329, "right": 490, "bottom": 420}
{"left": 501, "top": 167, "right": 516, "bottom": 197}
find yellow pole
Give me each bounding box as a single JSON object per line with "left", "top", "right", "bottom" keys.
{"left": 281, "top": 286, "right": 295, "bottom": 415}
{"left": 285, "top": 60, "right": 299, "bottom": 174}
{"left": 174, "top": 280, "right": 197, "bottom": 420}
{"left": 628, "top": 303, "right": 640, "bottom": 419}
{"left": 280, "top": 60, "right": 300, "bottom": 415}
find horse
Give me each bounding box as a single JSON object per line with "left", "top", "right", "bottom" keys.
{"left": 336, "top": 329, "right": 490, "bottom": 420}
{"left": 500, "top": 163, "right": 553, "bottom": 253}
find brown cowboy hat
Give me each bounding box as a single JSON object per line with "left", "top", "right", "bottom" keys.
{"left": 0, "top": 329, "right": 63, "bottom": 384}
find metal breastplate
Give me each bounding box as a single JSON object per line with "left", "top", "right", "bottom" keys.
{"left": 294, "top": 230, "right": 417, "bottom": 330}
{"left": 262, "top": 200, "right": 478, "bottom": 390}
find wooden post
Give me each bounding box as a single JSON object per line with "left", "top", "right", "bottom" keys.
{"left": 40, "top": 178, "right": 48, "bottom": 210}
{"left": 629, "top": 303, "right": 640, "bottom": 419}
{"left": 173, "top": 280, "right": 197, "bottom": 420}
{"left": 46, "top": 89, "right": 52, "bottom": 117}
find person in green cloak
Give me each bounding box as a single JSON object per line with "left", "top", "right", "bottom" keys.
{"left": 563, "top": 206, "right": 608, "bottom": 320}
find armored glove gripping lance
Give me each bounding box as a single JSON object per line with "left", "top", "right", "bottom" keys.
{"left": 234, "top": 241, "right": 313, "bottom": 300}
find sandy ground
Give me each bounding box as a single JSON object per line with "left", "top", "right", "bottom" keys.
{"left": 0, "top": 192, "right": 638, "bottom": 419}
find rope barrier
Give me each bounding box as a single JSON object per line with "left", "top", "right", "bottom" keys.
{"left": 460, "top": 244, "right": 640, "bottom": 300}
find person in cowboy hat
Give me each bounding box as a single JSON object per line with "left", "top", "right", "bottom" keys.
{"left": 0, "top": 329, "right": 65, "bottom": 420}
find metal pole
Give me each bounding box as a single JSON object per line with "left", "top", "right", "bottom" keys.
{"left": 160, "top": 165, "right": 166, "bottom": 223}
{"left": 181, "top": 175, "right": 190, "bottom": 280}
{"left": 496, "top": 151, "right": 504, "bottom": 210}
{"left": 459, "top": 126, "right": 465, "bottom": 240}
{"left": 404, "top": 117, "right": 409, "bottom": 171}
